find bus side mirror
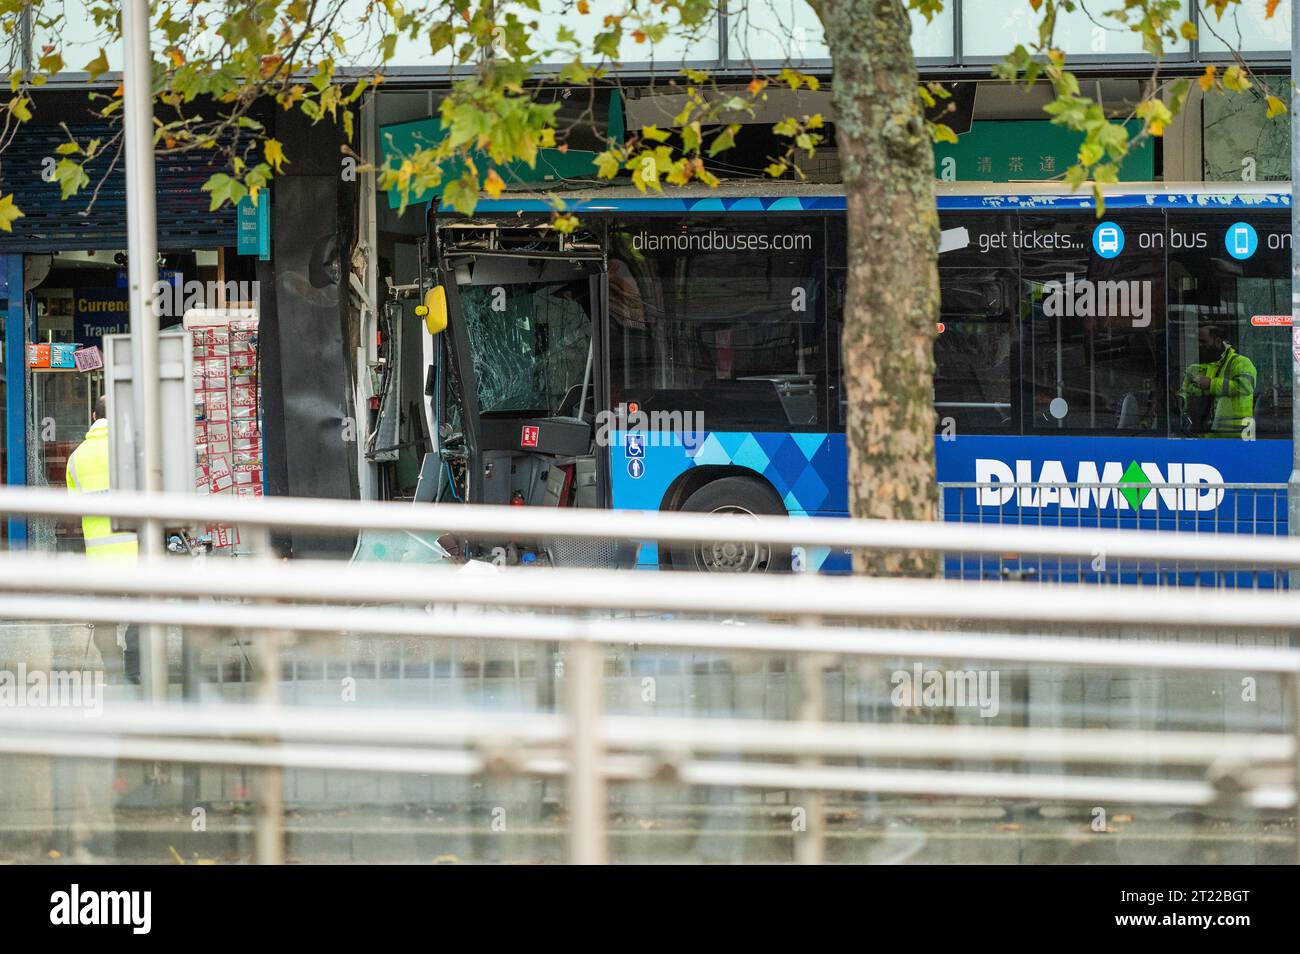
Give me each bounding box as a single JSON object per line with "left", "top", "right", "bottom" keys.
{"left": 416, "top": 286, "right": 448, "bottom": 335}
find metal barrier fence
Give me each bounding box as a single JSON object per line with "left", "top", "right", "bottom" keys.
{"left": 939, "top": 482, "right": 1290, "bottom": 587}
{"left": 1, "top": 485, "right": 1299, "bottom": 864}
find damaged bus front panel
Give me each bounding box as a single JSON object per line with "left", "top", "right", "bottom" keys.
{"left": 423, "top": 215, "right": 627, "bottom": 567}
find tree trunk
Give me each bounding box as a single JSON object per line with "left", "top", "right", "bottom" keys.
{"left": 822, "top": 0, "right": 939, "bottom": 576}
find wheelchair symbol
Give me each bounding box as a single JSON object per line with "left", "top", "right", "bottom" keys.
{"left": 626, "top": 434, "right": 645, "bottom": 458}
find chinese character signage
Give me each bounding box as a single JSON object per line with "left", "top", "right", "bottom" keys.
{"left": 934, "top": 120, "right": 1152, "bottom": 183}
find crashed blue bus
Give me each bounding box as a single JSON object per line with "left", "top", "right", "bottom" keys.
{"left": 421, "top": 182, "right": 1293, "bottom": 576}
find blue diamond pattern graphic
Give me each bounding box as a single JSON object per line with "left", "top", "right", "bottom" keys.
{"left": 731, "top": 433, "right": 771, "bottom": 473}
{"left": 789, "top": 462, "right": 830, "bottom": 513}
{"left": 686, "top": 431, "right": 842, "bottom": 516}
{"left": 766, "top": 435, "right": 810, "bottom": 489}
{"left": 792, "top": 432, "right": 825, "bottom": 461}
{"left": 713, "top": 431, "right": 748, "bottom": 459}
{"left": 689, "top": 433, "right": 729, "bottom": 465}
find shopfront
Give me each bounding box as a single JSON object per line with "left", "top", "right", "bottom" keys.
{"left": 2, "top": 247, "right": 255, "bottom": 551}
{"left": 0, "top": 84, "right": 259, "bottom": 546}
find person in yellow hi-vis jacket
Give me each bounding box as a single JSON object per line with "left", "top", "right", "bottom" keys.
{"left": 1179, "top": 324, "right": 1256, "bottom": 438}
{"left": 66, "top": 395, "right": 139, "bottom": 683}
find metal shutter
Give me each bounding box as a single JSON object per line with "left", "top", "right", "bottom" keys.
{"left": 0, "top": 122, "right": 236, "bottom": 252}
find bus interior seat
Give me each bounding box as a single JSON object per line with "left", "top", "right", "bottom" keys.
{"left": 1116, "top": 392, "right": 1140, "bottom": 429}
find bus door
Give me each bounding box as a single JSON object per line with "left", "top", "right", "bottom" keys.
{"left": 430, "top": 240, "right": 615, "bottom": 537}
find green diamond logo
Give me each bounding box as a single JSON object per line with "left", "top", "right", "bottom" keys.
{"left": 1118, "top": 460, "right": 1151, "bottom": 511}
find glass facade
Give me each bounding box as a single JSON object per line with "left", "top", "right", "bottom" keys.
{"left": 962, "top": 1, "right": 1191, "bottom": 58}
{"left": 1197, "top": 0, "right": 1291, "bottom": 53}
{"left": 25, "top": 1, "right": 1291, "bottom": 83}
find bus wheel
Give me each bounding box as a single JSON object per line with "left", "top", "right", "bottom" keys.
{"left": 670, "top": 477, "right": 790, "bottom": 573}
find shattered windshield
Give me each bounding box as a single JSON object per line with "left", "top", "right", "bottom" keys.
{"left": 460, "top": 279, "right": 591, "bottom": 415}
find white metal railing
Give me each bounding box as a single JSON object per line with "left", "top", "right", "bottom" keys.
{"left": 5, "top": 484, "right": 1300, "bottom": 568}
{"left": 1, "top": 705, "right": 1292, "bottom": 808}
{"left": 1, "top": 485, "right": 1298, "bottom": 864}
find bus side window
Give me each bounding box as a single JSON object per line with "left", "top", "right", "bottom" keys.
{"left": 934, "top": 269, "right": 1016, "bottom": 434}
{"left": 1167, "top": 211, "right": 1291, "bottom": 439}
{"left": 1018, "top": 211, "right": 1166, "bottom": 436}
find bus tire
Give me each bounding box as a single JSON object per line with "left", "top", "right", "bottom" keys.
{"left": 669, "top": 477, "right": 791, "bottom": 573}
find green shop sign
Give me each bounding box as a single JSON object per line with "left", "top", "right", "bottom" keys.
{"left": 236, "top": 193, "right": 270, "bottom": 260}
{"left": 933, "top": 120, "right": 1152, "bottom": 182}
{"left": 379, "top": 92, "right": 622, "bottom": 210}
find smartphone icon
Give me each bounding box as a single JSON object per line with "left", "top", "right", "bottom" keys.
{"left": 1233, "top": 225, "right": 1250, "bottom": 257}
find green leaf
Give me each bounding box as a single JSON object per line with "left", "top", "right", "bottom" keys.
{"left": 441, "top": 172, "right": 480, "bottom": 216}
{"left": 84, "top": 48, "right": 110, "bottom": 81}
{"left": 595, "top": 150, "right": 622, "bottom": 179}
{"left": 200, "top": 173, "right": 247, "bottom": 211}
{"left": 264, "top": 138, "right": 288, "bottom": 173}
{"left": 54, "top": 159, "right": 90, "bottom": 200}
{"left": 0, "top": 193, "right": 24, "bottom": 232}
{"left": 929, "top": 123, "right": 958, "bottom": 144}
{"left": 1167, "top": 78, "right": 1192, "bottom": 117}
{"left": 630, "top": 150, "right": 663, "bottom": 193}
{"left": 681, "top": 121, "right": 701, "bottom": 154}
{"left": 707, "top": 124, "right": 741, "bottom": 158}
{"left": 1078, "top": 141, "right": 1103, "bottom": 167}
{"left": 1092, "top": 163, "right": 1119, "bottom": 185}
{"left": 1222, "top": 65, "right": 1252, "bottom": 93}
